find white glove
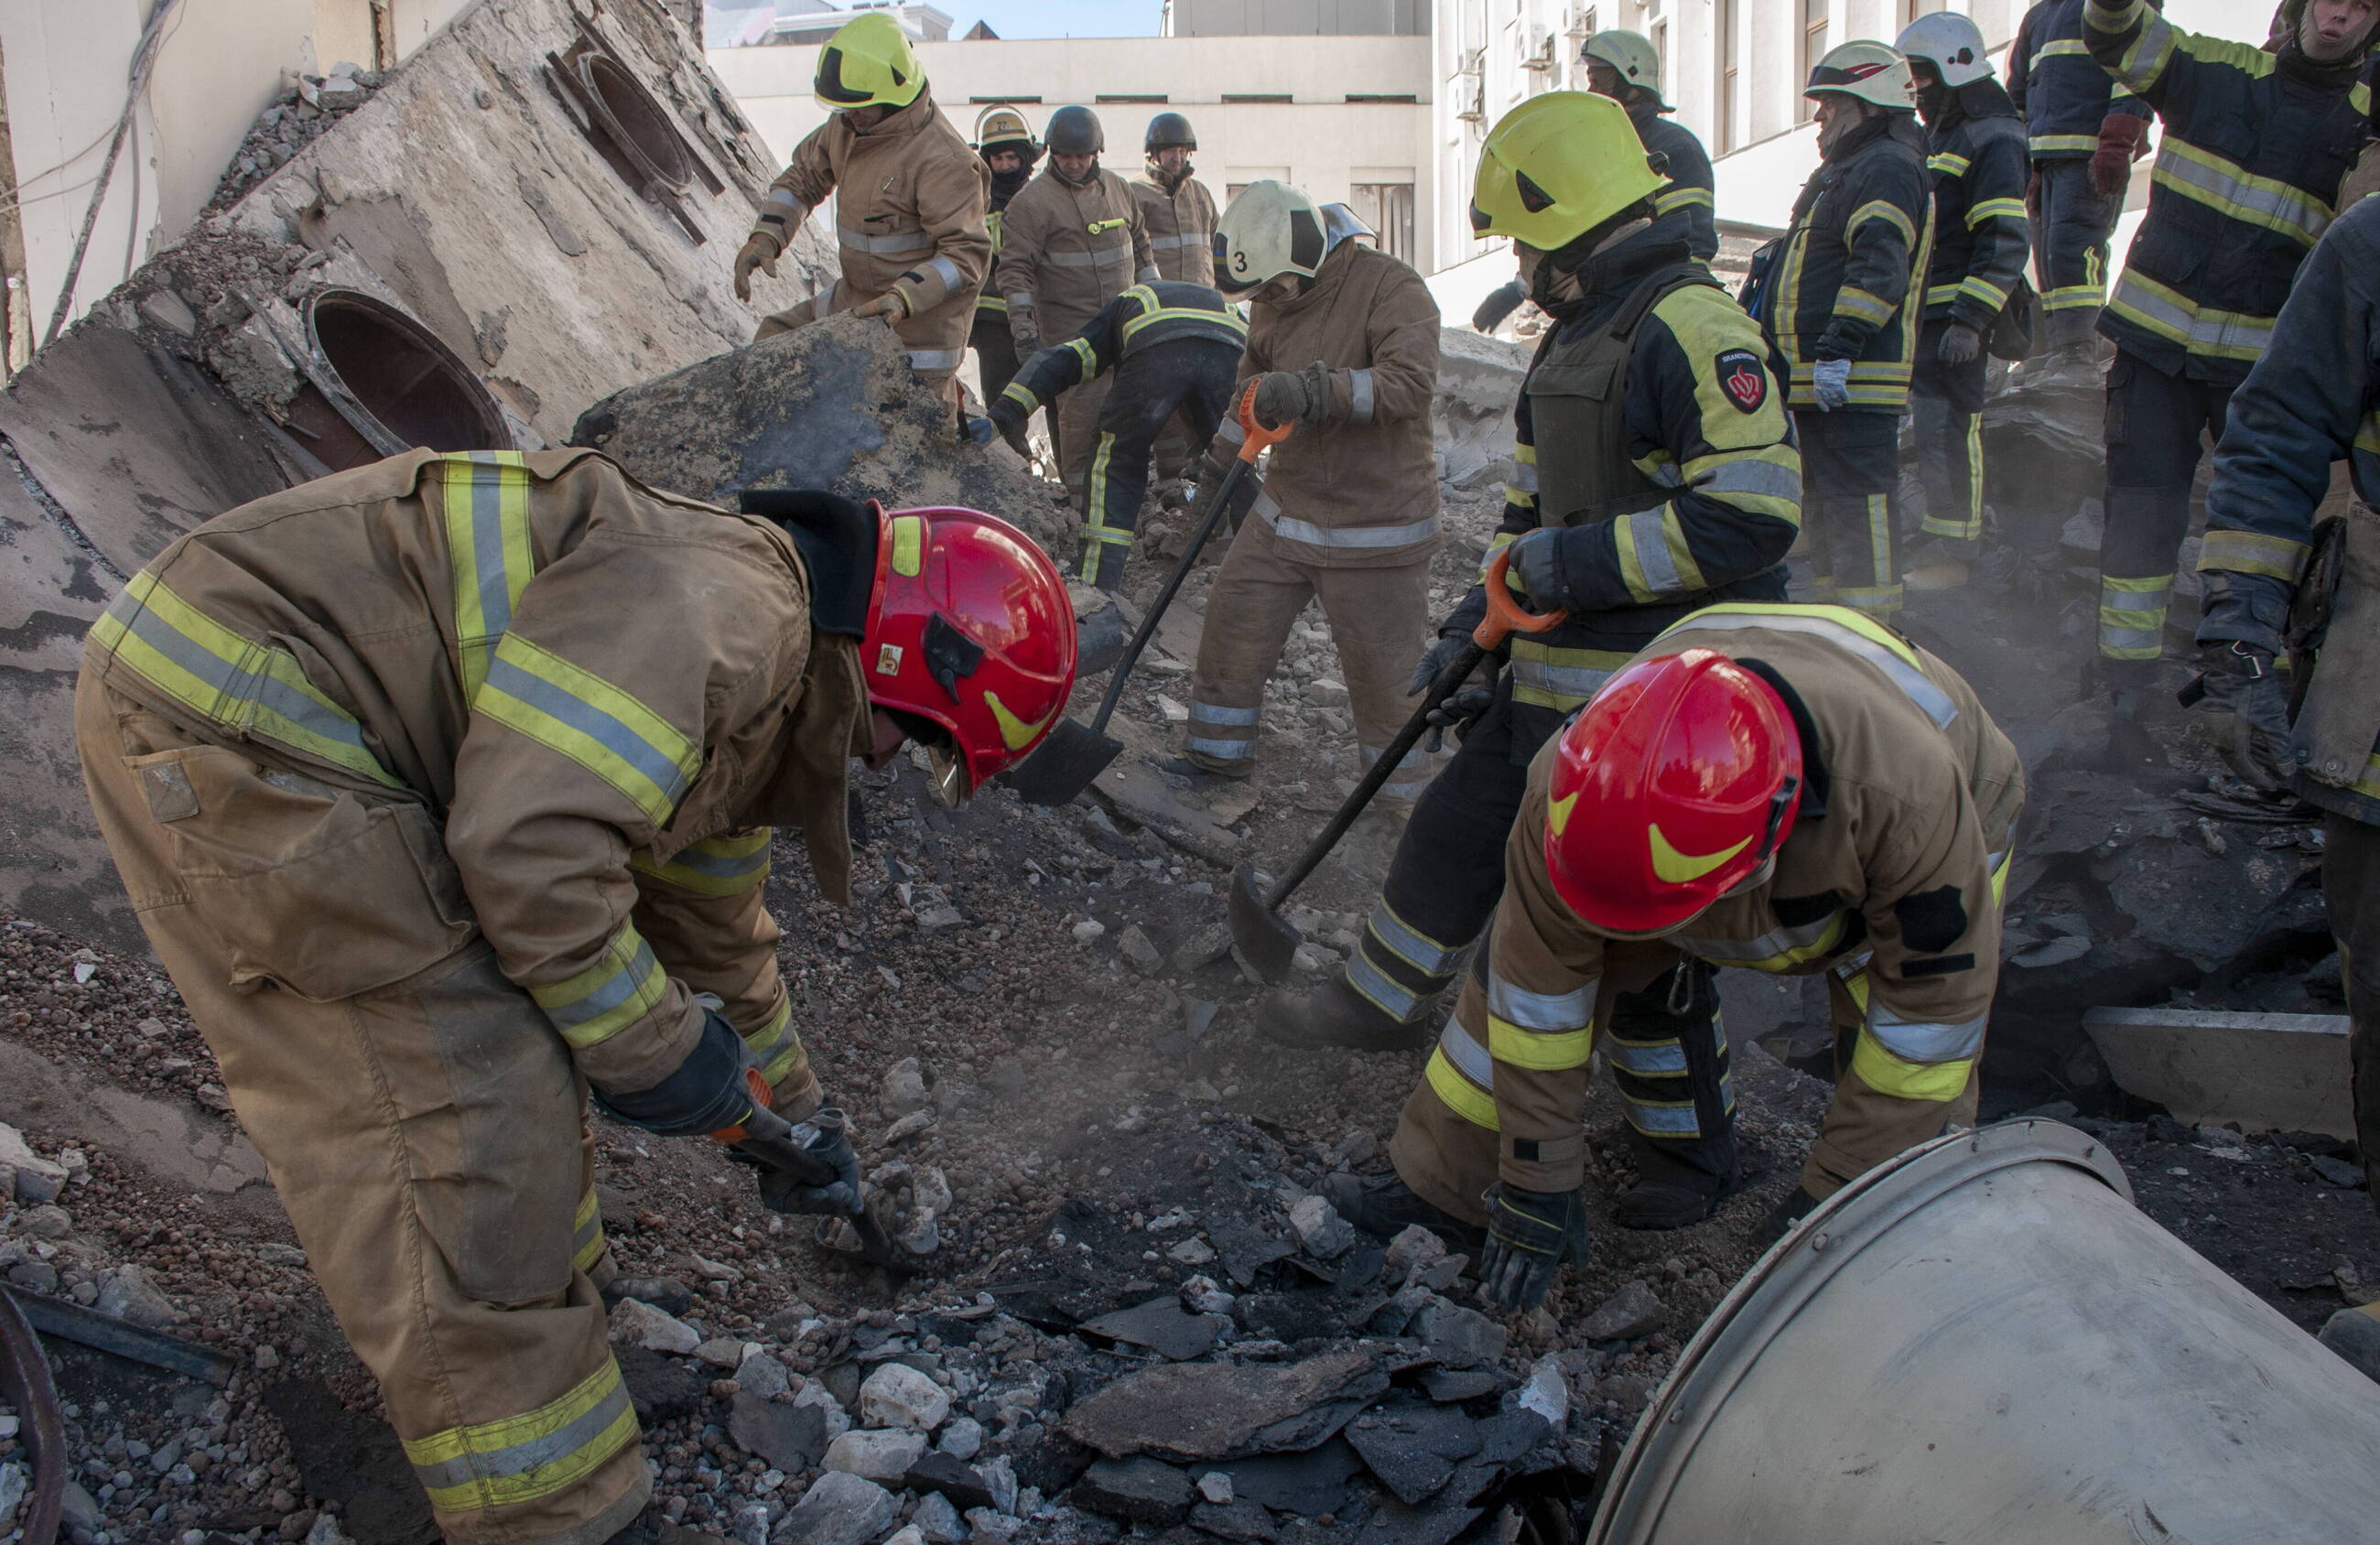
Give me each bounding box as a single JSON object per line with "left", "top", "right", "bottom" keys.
{"left": 1812, "top": 358, "right": 1851, "bottom": 412}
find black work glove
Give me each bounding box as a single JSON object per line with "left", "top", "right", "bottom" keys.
{"left": 1423, "top": 682, "right": 1497, "bottom": 753}
{"left": 1936, "top": 322, "right": 1982, "bottom": 365}
{"left": 1408, "top": 634, "right": 1476, "bottom": 697}
{"left": 2189, "top": 641, "right": 2297, "bottom": 790}
{"left": 1472, "top": 278, "right": 1528, "bottom": 333}
{"left": 1477, "top": 1182, "right": 1589, "bottom": 1313}
{"left": 1252, "top": 361, "right": 1332, "bottom": 429}
{"left": 747, "top": 1107, "right": 864, "bottom": 1217}
{"left": 593, "top": 1010, "right": 753, "bottom": 1138}
{"left": 988, "top": 396, "right": 1033, "bottom": 458}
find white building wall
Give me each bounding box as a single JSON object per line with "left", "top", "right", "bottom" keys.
{"left": 1164, "top": 0, "right": 1428, "bottom": 35}
{"left": 709, "top": 34, "right": 1437, "bottom": 266}
{"left": 3, "top": 0, "right": 479, "bottom": 348}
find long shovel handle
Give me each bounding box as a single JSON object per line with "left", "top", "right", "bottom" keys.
{"left": 1086, "top": 381, "right": 1293, "bottom": 736}
{"left": 1259, "top": 550, "right": 1568, "bottom": 913}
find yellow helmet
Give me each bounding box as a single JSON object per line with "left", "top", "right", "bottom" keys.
{"left": 1470, "top": 92, "right": 1663, "bottom": 251}
{"left": 815, "top": 13, "right": 924, "bottom": 113}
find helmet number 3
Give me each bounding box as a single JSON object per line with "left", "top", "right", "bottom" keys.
{"left": 1231, "top": 251, "right": 1250, "bottom": 275}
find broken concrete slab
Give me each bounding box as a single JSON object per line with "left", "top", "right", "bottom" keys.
{"left": 1577, "top": 1280, "right": 1665, "bottom": 1343}
{"left": 1077, "top": 1296, "right": 1229, "bottom": 1362}
{"left": 1061, "top": 1349, "right": 1387, "bottom": 1463}
{"left": 730, "top": 1389, "right": 832, "bottom": 1474}
{"left": 1215, "top": 1440, "right": 1363, "bottom": 1515}
{"left": 569, "top": 312, "right": 1067, "bottom": 554}
{"left": 1072, "top": 1456, "right": 1195, "bottom": 1526}
{"left": 1343, "top": 1405, "right": 1484, "bottom": 1506}
{"left": 1090, "top": 760, "right": 1243, "bottom": 868}
{"left": 2084, "top": 1008, "right": 2355, "bottom": 1140}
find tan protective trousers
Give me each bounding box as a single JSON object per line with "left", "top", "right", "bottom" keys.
{"left": 1390, "top": 945, "right": 1983, "bottom": 1224}
{"left": 77, "top": 675, "right": 649, "bottom": 1545}
{"left": 1182, "top": 523, "right": 1438, "bottom": 809}
{"left": 1054, "top": 374, "right": 1115, "bottom": 512}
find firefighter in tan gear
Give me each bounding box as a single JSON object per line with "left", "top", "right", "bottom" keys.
{"left": 75, "top": 450, "right": 1075, "bottom": 1543}
{"left": 730, "top": 14, "right": 991, "bottom": 397}
{"left": 1131, "top": 113, "right": 1217, "bottom": 286}
{"left": 995, "top": 104, "right": 1157, "bottom": 508}
{"left": 1329, "top": 608, "right": 2023, "bottom": 1312}
{"left": 1167, "top": 181, "right": 1444, "bottom": 809}
{"left": 969, "top": 104, "right": 1041, "bottom": 411}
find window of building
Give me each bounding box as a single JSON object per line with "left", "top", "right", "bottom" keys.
{"left": 1096, "top": 94, "right": 1168, "bottom": 103}
{"left": 1221, "top": 92, "right": 1294, "bottom": 103}
{"left": 1716, "top": 0, "right": 1739, "bottom": 152}
{"left": 1901, "top": 0, "right": 1948, "bottom": 22}
{"left": 1349, "top": 183, "right": 1416, "bottom": 265}
{"left": 1800, "top": 0, "right": 1829, "bottom": 123}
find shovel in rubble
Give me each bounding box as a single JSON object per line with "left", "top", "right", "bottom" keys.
{"left": 1227, "top": 549, "right": 1568, "bottom": 981}
{"left": 1005, "top": 380, "right": 1293, "bottom": 806}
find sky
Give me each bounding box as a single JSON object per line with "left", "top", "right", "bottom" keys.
{"left": 949, "top": 1, "right": 1163, "bottom": 38}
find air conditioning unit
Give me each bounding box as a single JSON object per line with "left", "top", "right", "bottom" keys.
{"left": 1455, "top": 75, "right": 1487, "bottom": 122}
{"left": 1459, "top": 46, "right": 1486, "bottom": 76}
{"left": 1563, "top": 5, "right": 1598, "bottom": 40}
{"left": 1521, "top": 32, "right": 1558, "bottom": 70}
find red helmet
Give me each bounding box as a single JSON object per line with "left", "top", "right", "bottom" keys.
{"left": 863, "top": 504, "right": 1076, "bottom": 797}
{"left": 1543, "top": 648, "right": 1803, "bottom": 935}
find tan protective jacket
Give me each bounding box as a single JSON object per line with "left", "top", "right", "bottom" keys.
{"left": 995, "top": 164, "right": 1157, "bottom": 347}
{"left": 81, "top": 449, "right": 869, "bottom": 1099}
{"left": 1130, "top": 167, "right": 1218, "bottom": 286}
{"left": 1216, "top": 240, "right": 1442, "bottom": 568}
{"left": 750, "top": 87, "right": 992, "bottom": 374}
{"left": 1434, "top": 605, "right": 2023, "bottom": 1196}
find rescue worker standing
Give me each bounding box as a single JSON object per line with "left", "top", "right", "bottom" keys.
{"left": 2187, "top": 192, "right": 2380, "bottom": 1382}
{"left": 75, "top": 450, "right": 1075, "bottom": 1543}
{"left": 1767, "top": 42, "right": 1934, "bottom": 620}
{"left": 2084, "top": 0, "right": 2376, "bottom": 700}
{"left": 1898, "top": 13, "right": 2030, "bottom": 586}
{"left": 996, "top": 105, "right": 1158, "bottom": 510}
{"left": 988, "top": 280, "right": 1247, "bottom": 590}
{"left": 1264, "top": 94, "right": 1802, "bottom": 1235}
{"left": 969, "top": 104, "right": 1041, "bottom": 413}
{"left": 2007, "top": 0, "right": 2157, "bottom": 373}
{"left": 1331, "top": 613, "right": 2023, "bottom": 1311}
{"left": 1132, "top": 113, "right": 1218, "bottom": 286}
{"left": 731, "top": 15, "right": 990, "bottom": 400}
{"left": 1169, "top": 181, "right": 1442, "bottom": 808}
{"left": 1471, "top": 28, "right": 1715, "bottom": 333}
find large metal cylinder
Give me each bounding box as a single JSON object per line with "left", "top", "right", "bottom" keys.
{"left": 1590, "top": 1118, "right": 2380, "bottom": 1544}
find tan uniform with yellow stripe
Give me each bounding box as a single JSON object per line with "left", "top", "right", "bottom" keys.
{"left": 1390, "top": 603, "right": 2024, "bottom": 1219}
{"left": 749, "top": 85, "right": 992, "bottom": 384}
{"left": 75, "top": 449, "right": 869, "bottom": 1545}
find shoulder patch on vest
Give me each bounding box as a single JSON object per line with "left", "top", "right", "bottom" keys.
{"left": 1895, "top": 886, "right": 1970, "bottom": 954}
{"left": 1715, "top": 348, "right": 1768, "bottom": 413}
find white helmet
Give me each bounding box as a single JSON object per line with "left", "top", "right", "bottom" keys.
{"left": 1212, "top": 180, "right": 1329, "bottom": 297}
{"left": 1804, "top": 40, "right": 1916, "bottom": 111}
{"left": 1582, "top": 29, "right": 1666, "bottom": 109}
{"left": 1895, "top": 12, "right": 1993, "bottom": 88}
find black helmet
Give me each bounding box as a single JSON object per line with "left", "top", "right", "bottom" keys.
{"left": 1145, "top": 112, "right": 1196, "bottom": 152}
{"left": 1044, "top": 104, "right": 1105, "bottom": 156}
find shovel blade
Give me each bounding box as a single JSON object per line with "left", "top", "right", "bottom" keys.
{"left": 1005, "top": 718, "right": 1122, "bottom": 806}
{"left": 1228, "top": 861, "right": 1303, "bottom": 983}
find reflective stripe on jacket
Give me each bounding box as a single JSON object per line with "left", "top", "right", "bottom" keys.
{"left": 751, "top": 88, "right": 991, "bottom": 373}
{"left": 1131, "top": 169, "right": 1219, "bottom": 286}
{"left": 1435, "top": 606, "right": 2022, "bottom": 1198}
{"left": 2009, "top": 0, "right": 2154, "bottom": 157}
{"left": 1766, "top": 113, "right": 1936, "bottom": 412}
{"left": 2087, "top": 0, "right": 2372, "bottom": 385}
{"left": 81, "top": 449, "right": 868, "bottom": 1095}
{"left": 1219, "top": 240, "right": 1441, "bottom": 567}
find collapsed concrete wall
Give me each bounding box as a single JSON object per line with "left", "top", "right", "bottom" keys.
{"left": 0, "top": 0, "right": 841, "bottom": 950}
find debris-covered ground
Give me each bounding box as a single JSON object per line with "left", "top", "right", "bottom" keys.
{"left": 4, "top": 440, "right": 2379, "bottom": 1541}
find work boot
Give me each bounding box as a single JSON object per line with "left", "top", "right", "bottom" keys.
{"left": 1613, "top": 1146, "right": 1739, "bottom": 1231}
{"left": 1324, "top": 1170, "right": 1480, "bottom": 1250}
{"left": 2320, "top": 1302, "right": 2380, "bottom": 1385}
{"left": 1900, "top": 535, "right": 1971, "bottom": 593}
{"left": 1155, "top": 754, "right": 1250, "bottom": 787}
{"left": 1259, "top": 975, "right": 1429, "bottom": 1053}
